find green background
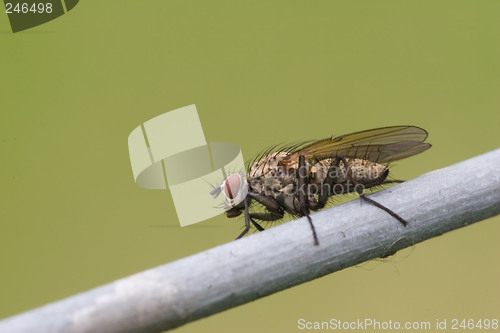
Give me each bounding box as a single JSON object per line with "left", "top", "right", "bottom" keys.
{"left": 1, "top": 1, "right": 499, "bottom": 332}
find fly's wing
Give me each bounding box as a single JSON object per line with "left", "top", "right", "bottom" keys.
{"left": 283, "top": 125, "right": 431, "bottom": 166}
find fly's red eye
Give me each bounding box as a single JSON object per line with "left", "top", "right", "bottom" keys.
{"left": 223, "top": 174, "right": 241, "bottom": 199}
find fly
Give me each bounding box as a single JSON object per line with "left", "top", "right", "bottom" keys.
{"left": 211, "top": 125, "right": 431, "bottom": 246}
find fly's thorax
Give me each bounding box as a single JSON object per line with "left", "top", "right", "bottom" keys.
{"left": 248, "top": 174, "right": 299, "bottom": 214}
{"left": 248, "top": 172, "right": 296, "bottom": 199}
{"left": 248, "top": 151, "right": 297, "bottom": 199}
{"left": 249, "top": 152, "right": 290, "bottom": 178}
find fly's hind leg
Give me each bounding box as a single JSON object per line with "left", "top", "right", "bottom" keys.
{"left": 340, "top": 159, "right": 409, "bottom": 226}
{"left": 358, "top": 193, "right": 408, "bottom": 226}
{"left": 382, "top": 179, "right": 405, "bottom": 185}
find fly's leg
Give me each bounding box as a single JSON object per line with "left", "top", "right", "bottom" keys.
{"left": 248, "top": 211, "right": 284, "bottom": 232}
{"left": 250, "top": 219, "right": 265, "bottom": 231}
{"left": 316, "top": 156, "right": 347, "bottom": 209}
{"left": 342, "top": 158, "right": 409, "bottom": 226}
{"left": 248, "top": 213, "right": 282, "bottom": 232}
{"left": 298, "top": 155, "right": 319, "bottom": 246}
{"left": 247, "top": 192, "right": 284, "bottom": 231}
{"left": 382, "top": 179, "right": 405, "bottom": 185}
{"left": 359, "top": 194, "right": 408, "bottom": 226}
{"left": 236, "top": 193, "right": 284, "bottom": 239}
{"left": 249, "top": 212, "right": 284, "bottom": 222}
{"left": 236, "top": 197, "right": 252, "bottom": 239}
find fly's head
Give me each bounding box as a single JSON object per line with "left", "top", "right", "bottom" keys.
{"left": 210, "top": 173, "right": 248, "bottom": 218}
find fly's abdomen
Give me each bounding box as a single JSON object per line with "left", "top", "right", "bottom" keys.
{"left": 311, "top": 158, "right": 389, "bottom": 193}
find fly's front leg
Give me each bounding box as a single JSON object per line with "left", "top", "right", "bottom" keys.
{"left": 342, "top": 158, "right": 409, "bottom": 227}
{"left": 250, "top": 219, "right": 265, "bottom": 231}
{"left": 298, "top": 155, "right": 319, "bottom": 246}
{"left": 247, "top": 192, "right": 284, "bottom": 231}
{"left": 236, "top": 192, "right": 283, "bottom": 239}
{"left": 236, "top": 197, "right": 252, "bottom": 240}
